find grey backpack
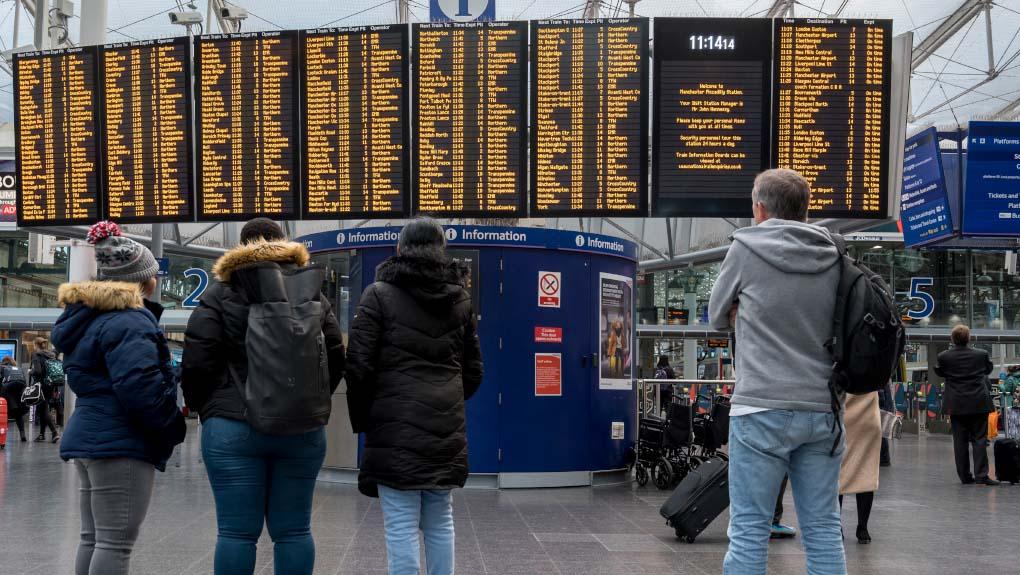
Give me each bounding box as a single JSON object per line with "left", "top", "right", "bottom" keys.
{"left": 231, "top": 262, "right": 331, "bottom": 435}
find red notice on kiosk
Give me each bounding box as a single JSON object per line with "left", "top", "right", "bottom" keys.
{"left": 534, "top": 327, "right": 563, "bottom": 343}
{"left": 535, "top": 353, "right": 562, "bottom": 396}
{"left": 538, "top": 271, "right": 561, "bottom": 308}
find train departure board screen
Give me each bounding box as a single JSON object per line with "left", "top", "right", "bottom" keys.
{"left": 196, "top": 31, "right": 300, "bottom": 221}
{"left": 653, "top": 18, "right": 771, "bottom": 217}
{"left": 101, "top": 38, "right": 193, "bottom": 223}
{"left": 414, "top": 21, "right": 527, "bottom": 217}
{"left": 14, "top": 47, "right": 102, "bottom": 226}
{"left": 531, "top": 19, "right": 649, "bottom": 217}
{"left": 773, "top": 18, "right": 892, "bottom": 218}
{"left": 303, "top": 26, "right": 409, "bottom": 219}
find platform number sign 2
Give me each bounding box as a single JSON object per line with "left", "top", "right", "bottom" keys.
{"left": 430, "top": 0, "right": 495, "bottom": 22}
{"left": 182, "top": 268, "right": 210, "bottom": 309}
{"left": 906, "top": 277, "right": 935, "bottom": 320}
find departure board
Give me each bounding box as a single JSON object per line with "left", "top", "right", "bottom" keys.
{"left": 14, "top": 47, "right": 102, "bottom": 226}
{"left": 196, "top": 31, "right": 300, "bottom": 221}
{"left": 773, "top": 18, "right": 892, "bottom": 218}
{"left": 101, "top": 38, "right": 193, "bottom": 223}
{"left": 414, "top": 21, "right": 527, "bottom": 217}
{"left": 531, "top": 19, "right": 649, "bottom": 217}
{"left": 652, "top": 18, "right": 771, "bottom": 217}
{"left": 302, "top": 26, "right": 409, "bottom": 219}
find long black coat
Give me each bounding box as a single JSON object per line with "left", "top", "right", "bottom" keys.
{"left": 935, "top": 345, "right": 994, "bottom": 415}
{"left": 181, "top": 241, "right": 346, "bottom": 423}
{"left": 346, "top": 255, "right": 483, "bottom": 497}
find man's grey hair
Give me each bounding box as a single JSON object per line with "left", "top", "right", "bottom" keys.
{"left": 752, "top": 169, "right": 811, "bottom": 222}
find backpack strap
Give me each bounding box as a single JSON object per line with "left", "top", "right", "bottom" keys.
{"left": 830, "top": 233, "right": 848, "bottom": 257}
{"left": 827, "top": 232, "right": 849, "bottom": 457}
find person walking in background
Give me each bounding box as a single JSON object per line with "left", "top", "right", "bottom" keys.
{"left": 654, "top": 355, "right": 676, "bottom": 413}
{"left": 935, "top": 324, "right": 999, "bottom": 485}
{"left": 709, "top": 169, "right": 846, "bottom": 575}
{"left": 51, "top": 221, "right": 187, "bottom": 575}
{"left": 878, "top": 382, "right": 896, "bottom": 467}
{"left": 839, "top": 392, "right": 882, "bottom": 544}
{"left": 1, "top": 356, "right": 29, "bottom": 442}
{"left": 346, "top": 218, "right": 483, "bottom": 575}
{"left": 30, "top": 337, "right": 60, "bottom": 442}
{"left": 181, "top": 218, "right": 346, "bottom": 575}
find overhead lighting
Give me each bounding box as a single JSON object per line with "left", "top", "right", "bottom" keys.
{"left": 872, "top": 245, "right": 883, "bottom": 249}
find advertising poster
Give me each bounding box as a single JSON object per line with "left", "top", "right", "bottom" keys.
{"left": 599, "top": 272, "right": 634, "bottom": 390}
{"left": 0, "top": 169, "right": 16, "bottom": 226}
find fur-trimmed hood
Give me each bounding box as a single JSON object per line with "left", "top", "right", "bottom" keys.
{"left": 52, "top": 281, "right": 154, "bottom": 356}
{"left": 58, "top": 281, "right": 144, "bottom": 311}
{"left": 213, "top": 241, "right": 311, "bottom": 282}
{"left": 375, "top": 255, "right": 469, "bottom": 308}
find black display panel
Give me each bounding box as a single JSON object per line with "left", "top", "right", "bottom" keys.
{"left": 773, "top": 18, "right": 892, "bottom": 218}
{"left": 302, "top": 25, "right": 409, "bottom": 219}
{"left": 196, "top": 31, "right": 300, "bottom": 221}
{"left": 530, "top": 19, "right": 649, "bottom": 217}
{"left": 14, "top": 47, "right": 102, "bottom": 226}
{"left": 413, "top": 21, "right": 527, "bottom": 217}
{"left": 652, "top": 18, "right": 771, "bottom": 218}
{"left": 101, "top": 38, "right": 194, "bottom": 224}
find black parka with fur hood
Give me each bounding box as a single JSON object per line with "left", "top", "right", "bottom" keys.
{"left": 181, "top": 241, "right": 346, "bottom": 423}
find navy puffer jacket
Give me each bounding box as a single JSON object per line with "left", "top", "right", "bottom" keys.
{"left": 52, "top": 281, "right": 186, "bottom": 471}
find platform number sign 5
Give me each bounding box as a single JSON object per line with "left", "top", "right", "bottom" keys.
{"left": 183, "top": 268, "right": 210, "bottom": 309}
{"left": 906, "top": 277, "right": 935, "bottom": 320}
{"left": 430, "top": 0, "right": 495, "bottom": 22}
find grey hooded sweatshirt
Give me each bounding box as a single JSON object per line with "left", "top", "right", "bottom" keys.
{"left": 708, "top": 219, "right": 841, "bottom": 412}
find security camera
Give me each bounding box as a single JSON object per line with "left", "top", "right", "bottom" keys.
{"left": 220, "top": 6, "right": 248, "bottom": 21}
{"left": 169, "top": 11, "right": 203, "bottom": 25}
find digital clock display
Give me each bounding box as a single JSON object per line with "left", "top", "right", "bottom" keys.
{"left": 689, "top": 35, "right": 735, "bottom": 50}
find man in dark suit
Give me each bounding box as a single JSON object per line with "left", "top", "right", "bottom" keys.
{"left": 935, "top": 324, "right": 999, "bottom": 485}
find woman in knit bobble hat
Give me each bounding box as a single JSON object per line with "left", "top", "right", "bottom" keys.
{"left": 50, "top": 221, "right": 186, "bottom": 575}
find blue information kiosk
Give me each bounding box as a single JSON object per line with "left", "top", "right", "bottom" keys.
{"left": 299, "top": 225, "right": 639, "bottom": 488}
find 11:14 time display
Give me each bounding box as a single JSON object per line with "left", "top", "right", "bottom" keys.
{"left": 689, "top": 35, "right": 735, "bottom": 50}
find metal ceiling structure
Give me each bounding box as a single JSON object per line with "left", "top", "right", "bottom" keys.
{"left": 0, "top": 0, "right": 1016, "bottom": 266}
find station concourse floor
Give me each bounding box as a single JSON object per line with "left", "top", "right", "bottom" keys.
{"left": 1, "top": 420, "right": 1018, "bottom": 575}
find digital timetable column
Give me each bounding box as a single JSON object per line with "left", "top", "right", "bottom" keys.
{"left": 414, "top": 21, "right": 527, "bottom": 217}
{"left": 102, "top": 38, "right": 193, "bottom": 224}
{"left": 196, "top": 31, "right": 300, "bottom": 221}
{"left": 14, "top": 47, "right": 102, "bottom": 226}
{"left": 773, "top": 18, "right": 892, "bottom": 218}
{"left": 531, "top": 19, "right": 649, "bottom": 217}
{"left": 302, "top": 26, "right": 409, "bottom": 219}
{"left": 652, "top": 18, "right": 771, "bottom": 218}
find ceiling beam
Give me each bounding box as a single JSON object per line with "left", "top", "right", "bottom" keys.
{"left": 911, "top": 0, "right": 987, "bottom": 71}
{"left": 766, "top": 0, "right": 795, "bottom": 18}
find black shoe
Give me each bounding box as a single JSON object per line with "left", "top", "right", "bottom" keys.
{"left": 34, "top": 436, "right": 45, "bottom": 442}
{"left": 962, "top": 478, "right": 976, "bottom": 485}
{"left": 856, "top": 526, "right": 871, "bottom": 544}
{"left": 21, "top": 437, "right": 28, "bottom": 442}
{"left": 51, "top": 434, "right": 60, "bottom": 444}
{"left": 977, "top": 477, "right": 1001, "bottom": 486}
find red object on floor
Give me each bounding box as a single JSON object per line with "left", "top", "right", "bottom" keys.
{"left": 0, "top": 397, "right": 8, "bottom": 448}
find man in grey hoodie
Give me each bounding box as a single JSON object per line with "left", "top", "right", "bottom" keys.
{"left": 709, "top": 169, "right": 846, "bottom": 575}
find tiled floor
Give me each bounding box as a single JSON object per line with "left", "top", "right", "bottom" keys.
{"left": 1, "top": 421, "right": 1018, "bottom": 574}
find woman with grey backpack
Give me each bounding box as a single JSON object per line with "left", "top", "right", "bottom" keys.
{"left": 181, "top": 218, "right": 346, "bottom": 575}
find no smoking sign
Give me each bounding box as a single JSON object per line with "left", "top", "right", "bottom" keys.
{"left": 538, "top": 271, "right": 561, "bottom": 308}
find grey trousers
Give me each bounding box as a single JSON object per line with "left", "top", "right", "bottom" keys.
{"left": 74, "top": 458, "right": 155, "bottom": 575}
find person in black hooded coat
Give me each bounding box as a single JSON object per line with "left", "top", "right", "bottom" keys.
{"left": 346, "top": 217, "right": 483, "bottom": 575}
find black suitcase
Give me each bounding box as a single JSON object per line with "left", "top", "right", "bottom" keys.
{"left": 994, "top": 438, "right": 1020, "bottom": 484}
{"left": 659, "top": 457, "right": 729, "bottom": 542}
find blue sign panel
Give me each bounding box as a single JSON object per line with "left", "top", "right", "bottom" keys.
{"left": 900, "top": 128, "right": 953, "bottom": 248}
{"left": 430, "top": 0, "right": 495, "bottom": 22}
{"left": 298, "top": 225, "right": 639, "bottom": 261}
{"left": 963, "top": 121, "right": 1020, "bottom": 236}
{"left": 156, "top": 257, "right": 170, "bottom": 278}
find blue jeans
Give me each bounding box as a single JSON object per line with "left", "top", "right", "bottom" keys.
{"left": 377, "top": 485, "right": 455, "bottom": 575}
{"left": 201, "top": 417, "right": 326, "bottom": 575}
{"left": 724, "top": 410, "right": 846, "bottom": 575}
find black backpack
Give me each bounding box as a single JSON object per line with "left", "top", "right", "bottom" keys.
{"left": 230, "top": 263, "right": 331, "bottom": 435}
{"left": 825, "top": 236, "right": 905, "bottom": 451}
